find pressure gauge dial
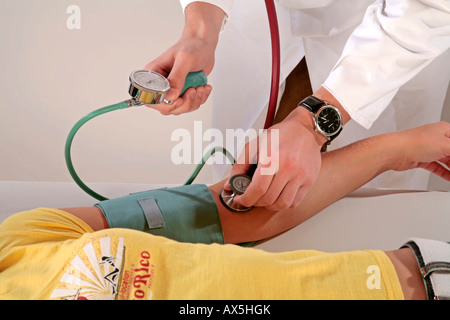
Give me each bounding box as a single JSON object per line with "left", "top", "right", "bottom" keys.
{"left": 129, "top": 70, "right": 170, "bottom": 105}
{"left": 128, "top": 69, "right": 208, "bottom": 106}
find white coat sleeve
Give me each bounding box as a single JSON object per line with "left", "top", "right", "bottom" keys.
{"left": 179, "top": 0, "right": 234, "bottom": 19}
{"left": 323, "top": 0, "right": 450, "bottom": 129}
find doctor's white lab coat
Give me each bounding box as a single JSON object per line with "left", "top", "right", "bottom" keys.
{"left": 180, "top": 0, "right": 450, "bottom": 189}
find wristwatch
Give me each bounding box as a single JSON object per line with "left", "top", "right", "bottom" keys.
{"left": 298, "top": 96, "right": 343, "bottom": 144}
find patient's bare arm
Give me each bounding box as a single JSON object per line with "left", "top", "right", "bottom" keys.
{"left": 214, "top": 122, "right": 450, "bottom": 243}
{"left": 63, "top": 122, "right": 450, "bottom": 243}
{"left": 211, "top": 131, "right": 396, "bottom": 243}
{"left": 63, "top": 133, "right": 391, "bottom": 236}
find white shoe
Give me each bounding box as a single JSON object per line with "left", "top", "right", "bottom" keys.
{"left": 402, "top": 238, "right": 450, "bottom": 300}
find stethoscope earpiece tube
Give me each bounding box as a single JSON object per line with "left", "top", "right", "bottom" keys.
{"left": 220, "top": 0, "right": 280, "bottom": 213}
{"left": 263, "top": 0, "right": 280, "bottom": 130}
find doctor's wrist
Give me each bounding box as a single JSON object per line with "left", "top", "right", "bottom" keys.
{"left": 313, "top": 87, "right": 351, "bottom": 125}
{"left": 289, "top": 106, "right": 329, "bottom": 147}
{"left": 183, "top": 2, "right": 225, "bottom": 43}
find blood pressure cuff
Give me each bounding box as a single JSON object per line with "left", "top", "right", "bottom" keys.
{"left": 94, "top": 184, "right": 224, "bottom": 244}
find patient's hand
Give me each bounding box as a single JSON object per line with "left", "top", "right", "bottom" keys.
{"left": 393, "top": 121, "right": 450, "bottom": 181}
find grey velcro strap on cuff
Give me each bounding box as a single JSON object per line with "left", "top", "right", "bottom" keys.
{"left": 138, "top": 198, "right": 165, "bottom": 229}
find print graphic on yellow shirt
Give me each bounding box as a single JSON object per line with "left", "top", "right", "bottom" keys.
{"left": 50, "top": 235, "right": 158, "bottom": 300}
{"left": 50, "top": 236, "right": 127, "bottom": 300}
{"left": 118, "top": 247, "right": 156, "bottom": 300}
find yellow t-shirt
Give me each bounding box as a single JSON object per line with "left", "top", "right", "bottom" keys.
{"left": 0, "top": 208, "right": 404, "bottom": 300}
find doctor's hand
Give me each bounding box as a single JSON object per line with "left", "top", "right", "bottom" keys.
{"left": 224, "top": 107, "right": 328, "bottom": 211}
{"left": 143, "top": 2, "right": 225, "bottom": 116}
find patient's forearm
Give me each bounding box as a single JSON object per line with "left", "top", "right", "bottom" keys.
{"left": 212, "top": 133, "right": 398, "bottom": 244}
{"left": 64, "top": 133, "right": 398, "bottom": 242}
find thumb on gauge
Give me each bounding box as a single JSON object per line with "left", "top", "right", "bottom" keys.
{"left": 165, "top": 59, "right": 194, "bottom": 103}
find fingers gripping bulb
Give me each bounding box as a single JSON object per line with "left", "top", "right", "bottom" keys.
{"left": 129, "top": 70, "right": 207, "bottom": 105}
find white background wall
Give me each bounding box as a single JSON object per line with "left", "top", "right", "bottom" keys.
{"left": 1, "top": 1, "right": 449, "bottom": 189}
{"left": 0, "top": 0, "right": 215, "bottom": 185}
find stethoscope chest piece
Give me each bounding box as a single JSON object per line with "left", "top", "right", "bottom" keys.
{"left": 129, "top": 70, "right": 170, "bottom": 105}
{"left": 220, "top": 174, "right": 254, "bottom": 212}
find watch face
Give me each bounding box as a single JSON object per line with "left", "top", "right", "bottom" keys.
{"left": 316, "top": 106, "right": 342, "bottom": 136}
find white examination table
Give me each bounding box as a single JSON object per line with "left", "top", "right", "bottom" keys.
{"left": 0, "top": 181, "right": 448, "bottom": 253}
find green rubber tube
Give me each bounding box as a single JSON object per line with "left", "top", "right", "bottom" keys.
{"left": 184, "top": 147, "right": 235, "bottom": 185}
{"left": 63, "top": 72, "right": 262, "bottom": 246}
{"left": 65, "top": 101, "right": 130, "bottom": 201}
{"left": 65, "top": 71, "right": 215, "bottom": 201}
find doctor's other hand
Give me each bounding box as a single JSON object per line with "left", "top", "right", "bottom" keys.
{"left": 143, "top": 2, "right": 225, "bottom": 116}
{"left": 225, "top": 107, "right": 328, "bottom": 211}
{"left": 392, "top": 121, "right": 450, "bottom": 181}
